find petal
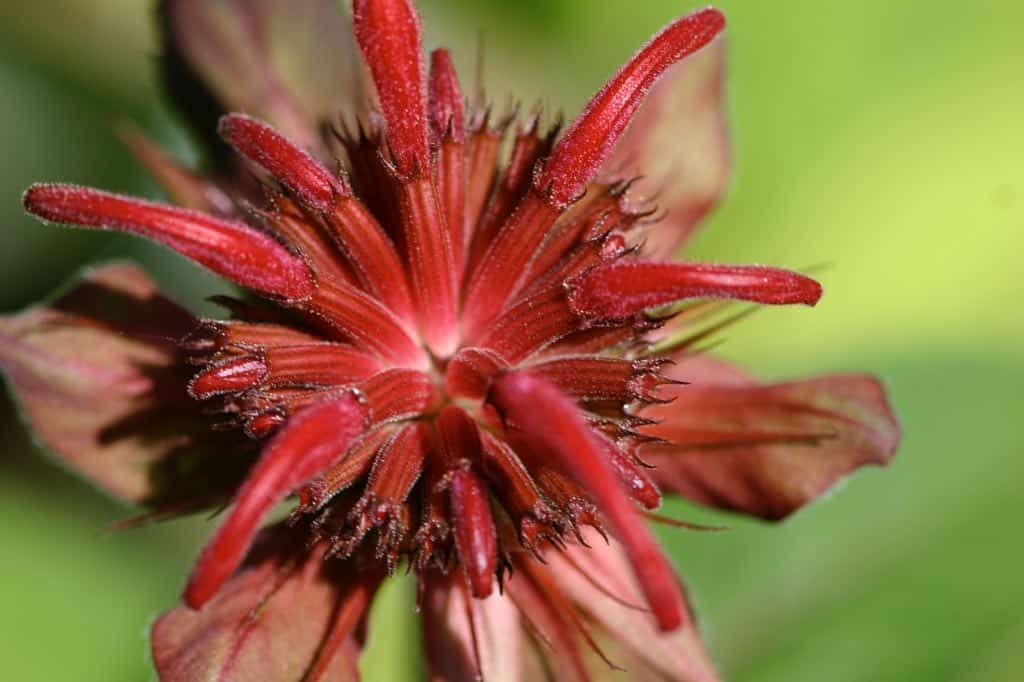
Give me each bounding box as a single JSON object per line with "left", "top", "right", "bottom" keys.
{"left": 352, "top": 0, "right": 430, "bottom": 177}
{"left": 461, "top": 9, "right": 726, "bottom": 332}
{"left": 535, "top": 9, "right": 726, "bottom": 208}
{"left": 23, "top": 184, "right": 315, "bottom": 301}
{"left": 161, "top": 0, "right": 369, "bottom": 153}
{"left": 420, "top": 574, "right": 526, "bottom": 682}
{"left": 0, "top": 263, "right": 242, "bottom": 506}
{"left": 641, "top": 361, "right": 902, "bottom": 520}
{"left": 569, "top": 262, "right": 822, "bottom": 323}
{"left": 489, "top": 371, "right": 688, "bottom": 631}
{"left": 546, "top": 530, "right": 720, "bottom": 682}
{"left": 351, "top": 0, "right": 463, "bottom": 354}
{"left": 603, "top": 38, "right": 730, "bottom": 257}
{"left": 153, "top": 526, "right": 379, "bottom": 682}
{"left": 185, "top": 393, "right": 368, "bottom": 608}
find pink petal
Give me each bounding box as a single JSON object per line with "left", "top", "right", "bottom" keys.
{"left": 154, "top": 526, "right": 378, "bottom": 682}
{"left": 546, "top": 530, "right": 720, "bottom": 682}
{"left": 0, "top": 263, "right": 240, "bottom": 506}
{"left": 163, "top": 0, "right": 370, "bottom": 151}
{"left": 602, "top": 37, "right": 730, "bottom": 257}
{"left": 23, "top": 184, "right": 314, "bottom": 301}
{"left": 421, "top": 575, "right": 525, "bottom": 682}
{"left": 569, "top": 261, "right": 822, "bottom": 322}
{"left": 641, "top": 361, "right": 901, "bottom": 520}
{"left": 184, "top": 394, "right": 368, "bottom": 608}
{"left": 489, "top": 371, "right": 687, "bottom": 631}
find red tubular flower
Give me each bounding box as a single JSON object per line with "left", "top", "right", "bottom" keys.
{"left": 1, "top": 1, "right": 901, "bottom": 680}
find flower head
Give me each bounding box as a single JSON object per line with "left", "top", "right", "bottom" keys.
{"left": 1, "top": 1, "right": 900, "bottom": 679}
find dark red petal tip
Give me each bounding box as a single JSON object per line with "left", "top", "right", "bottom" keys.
{"left": 535, "top": 8, "right": 726, "bottom": 207}
{"left": 570, "top": 261, "right": 823, "bottom": 321}
{"left": 184, "top": 395, "right": 368, "bottom": 609}
{"left": 218, "top": 114, "right": 348, "bottom": 211}
{"left": 23, "top": 184, "right": 315, "bottom": 300}
{"left": 353, "top": 0, "right": 430, "bottom": 177}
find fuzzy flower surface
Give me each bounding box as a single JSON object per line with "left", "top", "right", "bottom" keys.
{"left": 1, "top": 1, "right": 901, "bottom": 680}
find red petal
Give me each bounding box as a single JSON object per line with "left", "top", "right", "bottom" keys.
{"left": 220, "top": 114, "right": 415, "bottom": 316}
{"left": 535, "top": 8, "right": 726, "bottom": 208}
{"left": 449, "top": 467, "right": 498, "bottom": 598}
{"left": 476, "top": 285, "right": 580, "bottom": 364}
{"left": 23, "top": 184, "right": 314, "bottom": 300}
{"left": 359, "top": 368, "right": 437, "bottom": 423}
{"left": 184, "top": 395, "right": 368, "bottom": 608}
{"left": 570, "top": 261, "right": 823, "bottom": 321}
{"left": 428, "top": 49, "right": 466, "bottom": 142}
{"left": 308, "top": 278, "right": 425, "bottom": 367}
{"left": 600, "top": 434, "right": 663, "bottom": 510}
{"left": 467, "top": 118, "right": 557, "bottom": 277}
{"left": 603, "top": 37, "right": 730, "bottom": 257}
{"left": 430, "top": 49, "right": 468, "bottom": 275}
{"left": 352, "top": 0, "right": 430, "bottom": 177}
{"left": 461, "top": 192, "right": 562, "bottom": 337}
{"left": 261, "top": 344, "right": 383, "bottom": 387}
{"left": 641, "top": 363, "right": 901, "bottom": 520}
{"left": 189, "top": 356, "right": 268, "bottom": 399}
{"left": 464, "top": 121, "right": 504, "bottom": 240}
{"left": 219, "top": 113, "right": 347, "bottom": 212}
{"left": 444, "top": 347, "right": 509, "bottom": 401}
{"left": 489, "top": 371, "right": 687, "bottom": 631}
{"left": 395, "top": 177, "right": 459, "bottom": 356}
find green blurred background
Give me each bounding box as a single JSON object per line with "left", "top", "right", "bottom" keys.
{"left": 1, "top": 1, "right": 1021, "bottom": 680}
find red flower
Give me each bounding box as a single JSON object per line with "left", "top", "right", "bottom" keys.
{"left": 0, "top": 1, "right": 900, "bottom": 679}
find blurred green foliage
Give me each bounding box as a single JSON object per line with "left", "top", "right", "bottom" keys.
{"left": 1, "top": 1, "right": 1021, "bottom": 680}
